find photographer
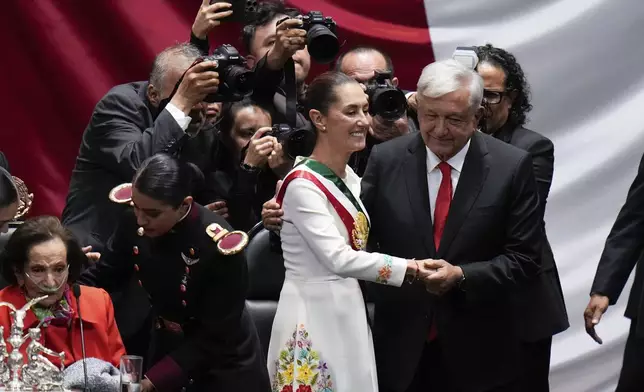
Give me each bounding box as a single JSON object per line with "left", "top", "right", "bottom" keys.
{"left": 204, "top": 98, "right": 286, "bottom": 231}
{"left": 335, "top": 46, "right": 419, "bottom": 176}
{"left": 62, "top": 43, "right": 220, "bottom": 253}
{"left": 241, "top": 1, "right": 313, "bottom": 129}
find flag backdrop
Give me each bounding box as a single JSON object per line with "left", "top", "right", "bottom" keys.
{"left": 1, "top": 1, "right": 643, "bottom": 390}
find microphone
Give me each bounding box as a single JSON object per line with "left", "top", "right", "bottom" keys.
{"left": 72, "top": 283, "right": 90, "bottom": 392}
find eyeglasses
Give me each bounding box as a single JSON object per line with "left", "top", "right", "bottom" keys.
{"left": 483, "top": 90, "right": 506, "bottom": 104}
{"left": 25, "top": 264, "right": 69, "bottom": 281}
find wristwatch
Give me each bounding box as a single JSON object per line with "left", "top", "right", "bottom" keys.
{"left": 240, "top": 163, "right": 260, "bottom": 173}
{"left": 456, "top": 272, "right": 466, "bottom": 291}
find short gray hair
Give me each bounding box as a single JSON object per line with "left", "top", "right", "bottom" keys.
{"left": 416, "top": 59, "right": 484, "bottom": 113}
{"left": 149, "top": 43, "right": 202, "bottom": 88}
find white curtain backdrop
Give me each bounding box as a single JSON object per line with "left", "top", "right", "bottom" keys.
{"left": 424, "top": 0, "right": 644, "bottom": 390}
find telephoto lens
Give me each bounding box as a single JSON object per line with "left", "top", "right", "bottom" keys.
{"left": 301, "top": 11, "right": 339, "bottom": 64}
{"left": 365, "top": 71, "right": 407, "bottom": 120}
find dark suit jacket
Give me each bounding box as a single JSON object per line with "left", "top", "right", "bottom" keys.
{"left": 591, "top": 152, "right": 644, "bottom": 337}
{"left": 362, "top": 131, "right": 544, "bottom": 392}
{"left": 77, "top": 204, "right": 270, "bottom": 392}
{"left": 62, "top": 81, "right": 220, "bottom": 252}
{"left": 62, "top": 81, "right": 188, "bottom": 250}
{"left": 494, "top": 125, "right": 569, "bottom": 338}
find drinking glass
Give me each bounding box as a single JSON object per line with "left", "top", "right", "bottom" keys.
{"left": 120, "top": 355, "right": 143, "bottom": 392}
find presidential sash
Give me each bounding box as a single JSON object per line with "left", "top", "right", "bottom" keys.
{"left": 276, "top": 159, "right": 370, "bottom": 251}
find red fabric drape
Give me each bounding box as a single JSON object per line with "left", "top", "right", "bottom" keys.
{"left": 0, "top": 0, "right": 433, "bottom": 217}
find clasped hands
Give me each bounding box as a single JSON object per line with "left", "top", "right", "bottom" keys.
{"left": 261, "top": 198, "right": 464, "bottom": 295}
{"left": 412, "top": 259, "right": 464, "bottom": 296}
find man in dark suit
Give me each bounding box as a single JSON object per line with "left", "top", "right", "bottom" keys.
{"left": 474, "top": 44, "right": 569, "bottom": 388}
{"left": 586, "top": 152, "right": 644, "bottom": 391}
{"left": 362, "top": 59, "right": 551, "bottom": 392}
{"left": 62, "top": 43, "right": 220, "bottom": 253}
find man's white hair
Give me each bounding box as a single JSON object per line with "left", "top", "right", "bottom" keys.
{"left": 416, "top": 59, "right": 484, "bottom": 112}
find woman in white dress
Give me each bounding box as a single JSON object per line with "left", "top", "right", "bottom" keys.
{"left": 266, "top": 72, "right": 433, "bottom": 392}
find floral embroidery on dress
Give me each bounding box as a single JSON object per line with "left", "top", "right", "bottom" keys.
{"left": 272, "top": 324, "right": 334, "bottom": 392}
{"left": 376, "top": 255, "right": 394, "bottom": 284}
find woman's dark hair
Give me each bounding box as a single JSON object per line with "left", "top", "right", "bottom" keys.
{"left": 0, "top": 168, "right": 17, "bottom": 209}
{"left": 305, "top": 71, "right": 358, "bottom": 115}
{"left": 475, "top": 44, "right": 533, "bottom": 128}
{"left": 0, "top": 216, "right": 84, "bottom": 285}
{"left": 218, "top": 97, "right": 274, "bottom": 138}
{"left": 133, "top": 153, "right": 204, "bottom": 208}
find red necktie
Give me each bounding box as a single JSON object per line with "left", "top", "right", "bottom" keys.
{"left": 428, "top": 161, "right": 452, "bottom": 342}
{"left": 433, "top": 161, "right": 452, "bottom": 249}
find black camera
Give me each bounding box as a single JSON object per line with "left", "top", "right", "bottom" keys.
{"left": 365, "top": 71, "right": 408, "bottom": 120}
{"left": 300, "top": 11, "right": 339, "bottom": 64}
{"left": 203, "top": 44, "right": 254, "bottom": 103}
{"left": 268, "top": 124, "right": 316, "bottom": 160}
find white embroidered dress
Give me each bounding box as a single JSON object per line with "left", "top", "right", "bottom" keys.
{"left": 267, "top": 159, "right": 408, "bottom": 392}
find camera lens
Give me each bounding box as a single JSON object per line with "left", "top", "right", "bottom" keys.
{"left": 285, "top": 128, "right": 316, "bottom": 159}
{"left": 370, "top": 88, "right": 407, "bottom": 121}
{"left": 225, "top": 65, "right": 254, "bottom": 95}
{"left": 306, "top": 24, "right": 339, "bottom": 64}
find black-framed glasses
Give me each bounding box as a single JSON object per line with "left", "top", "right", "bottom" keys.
{"left": 483, "top": 89, "right": 506, "bottom": 104}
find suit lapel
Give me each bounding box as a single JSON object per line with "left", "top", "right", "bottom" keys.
{"left": 438, "top": 132, "right": 490, "bottom": 257}
{"left": 404, "top": 134, "right": 436, "bottom": 256}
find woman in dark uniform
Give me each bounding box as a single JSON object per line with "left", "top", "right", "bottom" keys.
{"left": 77, "top": 153, "right": 270, "bottom": 392}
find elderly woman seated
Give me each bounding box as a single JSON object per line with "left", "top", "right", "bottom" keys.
{"left": 0, "top": 216, "right": 126, "bottom": 371}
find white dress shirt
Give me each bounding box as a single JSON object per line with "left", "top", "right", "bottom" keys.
{"left": 164, "top": 102, "right": 192, "bottom": 131}
{"left": 425, "top": 140, "right": 471, "bottom": 221}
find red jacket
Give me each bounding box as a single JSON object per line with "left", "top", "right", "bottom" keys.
{"left": 0, "top": 284, "right": 126, "bottom": 368}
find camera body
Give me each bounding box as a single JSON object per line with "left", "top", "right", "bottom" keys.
{"left": 299, "top": 11, "right": 339, "bottom": 64}
{"left": 268, "top": 124, "right": 316, "bottom": 160}
{"left": 365, "top": 71, "right": 408, "bottom": 120}
{"left": 301, "top": 10, "right": 336, "bottom": 32}
{"left": 203, "top": 44, "right": 254, "bottom": 102}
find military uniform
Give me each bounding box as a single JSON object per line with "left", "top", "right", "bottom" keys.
{"left": 78, "top": 202, "right": 270, "bottom": 392}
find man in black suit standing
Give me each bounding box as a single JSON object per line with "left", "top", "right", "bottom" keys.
{"left": 362, "top": 59, "right": 549, "bottom": 392}
{"left": 474, "top": 44, "right": 569, "bottom": 388}
{"left": 585, "top": 153, "right": 644, "bottom": 391}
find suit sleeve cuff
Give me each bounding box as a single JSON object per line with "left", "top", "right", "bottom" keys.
{"left": 145, "top": 356, "right": 185, "bottom": 392}
{"left": 165, "top": 102, "right": 192, "bottom": 131}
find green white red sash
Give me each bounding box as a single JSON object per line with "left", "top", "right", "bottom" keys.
{"left": 276, "top": 159, "right": 370, "bottom": 251}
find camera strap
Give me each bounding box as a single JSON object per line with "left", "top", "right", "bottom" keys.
{"left": 284, "top": 58, "right": 298, "bottom": 128}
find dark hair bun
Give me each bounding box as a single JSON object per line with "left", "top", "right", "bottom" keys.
{"left": 133, "top": 153, "right": 202, "bottom": 208}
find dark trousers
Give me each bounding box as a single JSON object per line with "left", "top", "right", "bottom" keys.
{"left": 616, "top": 320, "right": 644, "bottom": 392}
{"left": 405, "top": 337, "right": 552, "bottom": 392}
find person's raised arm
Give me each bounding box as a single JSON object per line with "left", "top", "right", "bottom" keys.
{"left": 190, "top": 1, "right": 234, "bottom": 55}
{"left": 90, "top": 61, "right": 220, "bottom": 180}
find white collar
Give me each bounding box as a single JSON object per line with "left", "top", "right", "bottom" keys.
{"left": 425, "top": 139, "right": 471, "bottom": 173}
